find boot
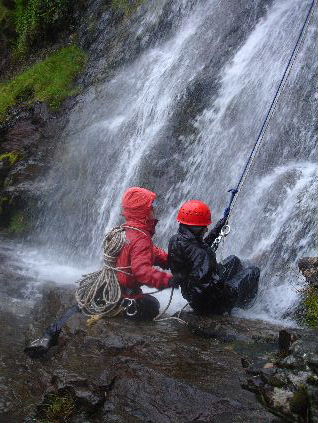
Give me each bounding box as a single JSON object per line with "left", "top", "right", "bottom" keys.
{"left": 24, "top": 332, "right": 59, "bottom": 358}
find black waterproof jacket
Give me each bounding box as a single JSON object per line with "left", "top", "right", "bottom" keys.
{"left": 168, "top": 219, "right": 225, "bottom": 303}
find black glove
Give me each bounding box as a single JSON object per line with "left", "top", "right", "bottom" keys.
{"left": 215, "top": 216, "right": 227, "bottom": 230}
{"left": 205, "top": 217, "right": 227, "bottom": 245}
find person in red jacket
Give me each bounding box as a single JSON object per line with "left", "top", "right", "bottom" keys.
{"left": 117, "top": 186, "right": 173, "bottom": 320}
{"left": 25, "top": 187, "right": 173, "bottom": 358}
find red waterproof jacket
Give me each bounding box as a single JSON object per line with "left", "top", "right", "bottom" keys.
{"left": 116, "top": 187, "right": 172, "bottom": 297}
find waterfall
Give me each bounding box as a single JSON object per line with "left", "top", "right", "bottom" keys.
{"left": 27, "top": 0, "right": 316, "bottom": 323}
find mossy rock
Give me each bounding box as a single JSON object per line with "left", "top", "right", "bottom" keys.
{"left": 303, "top": 286, "right": 318, "bottom": 328}
{"left": 0, "top": 195, "right": 10, "bottom": 216}
{"left": 289, "top": 386, "right": 309, "bottom": 417}
{"left": 0, "top": 151, "right": 23, "bottom": 166}
{"left": 37, "top": 392, "right": 76, "bottom": 423}
{"left": 8, "top": 211, "right": 28, "bottom": 234}
{"left": 111, "top": 0, "right": 145, "bottom": 16}
{"left": 0, "top": 0, "right": 15, "bottom": 40}
{"left": 0, "top": 45, "right": 87, "bottom": 121}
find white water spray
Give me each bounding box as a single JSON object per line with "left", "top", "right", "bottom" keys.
{"left": 19, "top": 0, "right": 316, "bottom": 322}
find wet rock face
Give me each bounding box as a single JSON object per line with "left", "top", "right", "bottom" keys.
{"left": 299, "top": 257, "right": 318, "bottom": 289}
{"left": 243, "top": 260, "right": 318, "bottom": 422}
{"left": 0, "top": 102, "right": 68, "bottom": 230}
{"left": 0, "top": 284, "right": 280, "bottom": 423}
{"left": 244, "top": 328, "right": 318, "bottom": 422}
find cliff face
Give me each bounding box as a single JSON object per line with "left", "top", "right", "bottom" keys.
{"left": 0, "top": 0, "right": 141, "bottom": 232}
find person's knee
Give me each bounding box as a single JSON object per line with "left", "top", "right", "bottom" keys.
{"left": 236, "top": 267, "right": 259, "bottom": 308}
{"left": 221, "top": 255, "right": 240, "bottom": 267}
{"left": 220, "top": 255, "right": 243, "bottom": 281}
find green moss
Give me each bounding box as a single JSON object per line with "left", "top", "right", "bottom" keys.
{"left": 111, "top": 0, "right": 144, "bottom": 15}
{"left": 0, "top": 151, "right": 23, "bottom": 166}
{"left": 289, "top": 386, "right": 309, "bottom": 416}
{"left": 0, "top": 1, "right": 15, "bottom": 45}
{"left": 0, "top": 45, "right": 87, "bottom": 121}
{"left": 39, "top": 393, "right": 76, "bottom": 423}
{"left": 14, "top": 0, "right": 72, "bottom": 55}
{"left": 304, "top": 286, "right": 318, "bottom": 328}
{"left": 9, "top": 212, "right": 27, "bottom": 233}
{"left": 0, "top": 2, "right": 9, "bottom": 22}
{"left": 0, "top": 196, "right": 9, "bottom": 216}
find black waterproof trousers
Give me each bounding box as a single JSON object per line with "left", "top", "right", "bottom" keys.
{"left": 44, "top": 304, "right": 81, "bottom": 338}
{"left": 123, "top": 294, "right": 160, "bottom": 321}
{"left": 190, "top": 255, "right": 259, "bottom": 315}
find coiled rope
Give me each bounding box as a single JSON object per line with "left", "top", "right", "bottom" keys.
{"left": 75, "top": 225, "right": 129, "bottom": 317}
{"left": 74, "top": 224, "right": 183, "bottom": 324}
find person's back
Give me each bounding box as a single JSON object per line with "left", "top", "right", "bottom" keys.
{"left": 168, "top": 223, "right": 219, "bottom": 304}
{"left": 115, "top": 186, "right": 173, "bottom": 319}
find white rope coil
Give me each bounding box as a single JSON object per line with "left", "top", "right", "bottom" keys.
{"left": 75, "top": 223, "right": 186, "bottom": 324}
{"left": 75, "top": 226, "right": 128, "bottom": 316}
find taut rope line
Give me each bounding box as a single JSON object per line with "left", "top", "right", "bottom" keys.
{"left": 223, "top": 0, "right": 316, "bottom": 222}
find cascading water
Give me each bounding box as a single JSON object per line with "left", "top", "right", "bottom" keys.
{"left": 22, "top": 0, "right": 316, "bottom": 323}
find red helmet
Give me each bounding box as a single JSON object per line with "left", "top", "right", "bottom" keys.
{"left": 177, "top": 200, "right": 212, "bottom": 226}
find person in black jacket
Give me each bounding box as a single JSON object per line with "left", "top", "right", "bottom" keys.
{"left": 168, "top": 200, "right": 259, "bottom": 315}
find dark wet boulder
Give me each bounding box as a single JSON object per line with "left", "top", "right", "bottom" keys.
{"left": 299, "top": 257, "right": 318, "bottom": 288}
{"left": 278, "top": 329, "right": 300, "bottom": 355}
{"left": 244, "top": 330, "right": 318, "bottom": 422}
{"left": 0, "top": 283, "right": 280, "bottom": 422}
{"left": 0, "top": 103, "right": 59, "bottom": 232}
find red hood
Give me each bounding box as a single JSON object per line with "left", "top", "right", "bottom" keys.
{"left": 122, "top": 187, "right": 157, "bottom": 235}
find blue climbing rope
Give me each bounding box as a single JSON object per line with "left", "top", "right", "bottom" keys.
{"left": 223, "top": 0, "right": 316, "bottom": 221}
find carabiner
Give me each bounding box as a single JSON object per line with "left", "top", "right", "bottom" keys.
{"left": 122, "top": 298, "right": 138, "bottom": 317}
{"left": 221, "top": 224, "right": 231, "bottom": 237}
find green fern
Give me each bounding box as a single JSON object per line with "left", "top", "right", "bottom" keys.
{"left": 14, "top": 0, "right": 71, "bottom": 54}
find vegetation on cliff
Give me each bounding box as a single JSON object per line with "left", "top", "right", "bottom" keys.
{"left": 0, "top": 45, "right": 87, "bottom": 121}
{"left": 0, "top": 151, "right": 22, "bottom": 166}
{"left": 298, "top": 258, "right": 318, "bottom": 329}
{"left": 112, "top": 0, "right": 145, "bottom": 15}
{"left": 303, "top": 286, "right": 318, "bottom": 328}
{"left": 0, "top": 0, "right": 75, "bottom": 56}
{"left": 8, "top": 211, "right": 28, "bottom": 233}
{"left": 14, "top": 0, "right": 74, "bottom": 55}
{"left": 0, "top": 0, "right": 144, "bottom": 58}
